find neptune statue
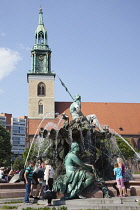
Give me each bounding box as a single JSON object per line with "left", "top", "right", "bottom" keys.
{"left": 70, "top": 94, "right": 104, "bottom": 132}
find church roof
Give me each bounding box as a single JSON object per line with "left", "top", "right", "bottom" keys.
{"left": 55, "top": 101, "right": 140, "bottom": 135}
{"left": 28, "top": 102, "right": 140, "bottom": 136}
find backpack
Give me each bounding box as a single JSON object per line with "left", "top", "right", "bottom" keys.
{"left": 19, "top": 169, "right": 25, "bottom": 181}
{"left": 19, "top": 168, "right": 31, "bottom": 181}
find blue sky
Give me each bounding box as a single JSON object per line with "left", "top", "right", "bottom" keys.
{"left": 0, "top": 0, "right": 140, "bottom": 117}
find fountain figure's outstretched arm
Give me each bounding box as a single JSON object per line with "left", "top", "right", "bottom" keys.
{"left": 86, "top": 114, "right": 104, "bottom": 132}
{"left": 70, "top": 94, "right": 104, "bottom": 132}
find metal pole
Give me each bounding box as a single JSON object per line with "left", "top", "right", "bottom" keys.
{"left": 57, "top": 75, "right": 74, "bottom": 101}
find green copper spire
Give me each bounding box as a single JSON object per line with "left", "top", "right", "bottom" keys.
{"left": 34, "top": 8, "right": 47, "bottom": 45}
{"left": 29, "top": 8, "right": 53, "bottom": 74}
{"left": 38, "top": 8, "right": 44, "bottom": 25}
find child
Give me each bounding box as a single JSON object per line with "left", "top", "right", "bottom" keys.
{"left": 113, "top": 162, "right": 126, "bottom": 197}
{"left": 117, "top": 157, "right": 127, "bottom": 196}
{"left": 117, "top": 157, "right": 126, "bottom": 181}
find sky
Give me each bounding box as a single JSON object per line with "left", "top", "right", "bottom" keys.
{"left": 0, "top": 0, "right": 140, "bottom": 117}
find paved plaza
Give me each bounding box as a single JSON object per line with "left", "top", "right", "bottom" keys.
{"left": 0, "top": 174, "right": 140, "bottom": 209}
{"left": 0, "top": 196, "right": 140, "bottom": 210}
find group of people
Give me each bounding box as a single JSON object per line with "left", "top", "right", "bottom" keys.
{"left": 113, "top": 157, "right": 127, "bottom": 197}
{"left": 24, "top": 158, "right": 54, "bottom": 206}
{"left": 0, "top": 167, "right": 19, "bottom": 182}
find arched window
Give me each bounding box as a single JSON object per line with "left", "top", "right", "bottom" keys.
{"left": 37, "top": 82, "right": 45, "bottom": 96}
{"left": 38, "top": 100, "right": 43, "bottom": 114}
{"left": 38, "top": 31, "right": 44, "bottom": 44}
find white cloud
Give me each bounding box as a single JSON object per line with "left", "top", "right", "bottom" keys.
{"left": 0, "top": 48, "right": 22, "bottom": 80}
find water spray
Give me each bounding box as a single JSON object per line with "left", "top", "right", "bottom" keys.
{"left": 108, "top": 128, "right": 140, "bottom": 160}
{"left": 24, "top": 111, "right": 58, "bottom": 167}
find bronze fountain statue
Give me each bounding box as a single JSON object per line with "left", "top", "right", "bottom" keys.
{"left": 54, "top": 142, "right": 110, "bottom": 199}
{"left": 39, "top": 91, "right": 112, "bottom": 199}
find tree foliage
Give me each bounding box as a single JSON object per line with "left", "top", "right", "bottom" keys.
{"left": 0, "top": 125, "right": 12, "bottom": 167}
{"left": 116, "top": 136, "right": 135, "bottom": 160}
{"left": 13, "top": 157, "right": 24, "bottom": 170}
{"left": 22, "top": 138, "right": 51, "bottom": 165}
{"left": 22, "top": 146, "right": 37, "bottom": 164}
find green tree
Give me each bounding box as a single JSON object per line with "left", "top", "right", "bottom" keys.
{"left": 116, "top": 136, "right": 135, "bottom": 160}
{"left": 13, "top": 157, "right": 24, "bottom": 170}
{"left": 0, "top": 125, "right": 12, "bottom": 167}
{"left": 22, "top": 146, "right": 37, "bottom": 164}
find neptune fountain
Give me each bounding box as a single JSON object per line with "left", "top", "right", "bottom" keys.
{"left": 24, "top": 77, "right": 137, "bottom": 198}
{"left": 27, "top": 91, "right": 136, "bottom": 199}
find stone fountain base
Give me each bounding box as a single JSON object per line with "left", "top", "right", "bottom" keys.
{"left": 0, "top": 180, "right": 140, "bottom": 198}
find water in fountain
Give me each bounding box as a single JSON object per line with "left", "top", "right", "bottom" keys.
{"left": 68, "top": 129, "right": 73, "bottom": 145}
{"left": 24, "top": 112, "right": 54, "bottom": 167}
{"left": 24, "top": 112, "right": 63, "bottom": 170}
{"left": 79, "top": 128, "right": 86, "bottom": 151}
{"left": 84, "top": 129, "right": 91, "bottom": 152}
{"left": 131, "top": 153, "right": 140, "bottom": 173}
{"left": 105, "top": 135, "right": 124, "bottom": 162}
{"left": 31, "top": 129, "right": 51, "bottom": 160}
{"left": 115, "top": 132, "right": 140, "bottom": 159}
{"left": 31, "top": 124, "right": 135, "bottom": 181}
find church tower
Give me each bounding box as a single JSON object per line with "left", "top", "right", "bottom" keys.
{"left": 27, "top": 8, "right": 55, "bottom": 119}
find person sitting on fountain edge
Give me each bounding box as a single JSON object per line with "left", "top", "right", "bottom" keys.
{"left": 53, "top": 142, "right": 110, "bottom": 199}
{"left": 70, "top": 94, "right": 105, "bottom": 132}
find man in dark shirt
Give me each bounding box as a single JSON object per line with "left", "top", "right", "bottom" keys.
{"left": 29, "top": 160, "right": 45, "bottom": 199}
{"left": 31, "top": 167, "right": 45, "bottom": 199}
{"left": 24, "top": 160, "right": 35, "bottom": 204}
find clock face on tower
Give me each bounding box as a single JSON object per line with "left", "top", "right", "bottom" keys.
{"left": 39, "top": 55, "right": 44, "bottom": 61}
{"left": 36, "top": 55, "right": 45, "bottom": 72}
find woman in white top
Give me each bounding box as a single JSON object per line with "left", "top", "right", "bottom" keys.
{"left": 44, "top": 159, "right": 54, "bottom": 206}
{"left": 0, "top": 167, "right": 4, "bottom": 179}
{"left": 44, "top": 159, "right": 54, "bottom": 190}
